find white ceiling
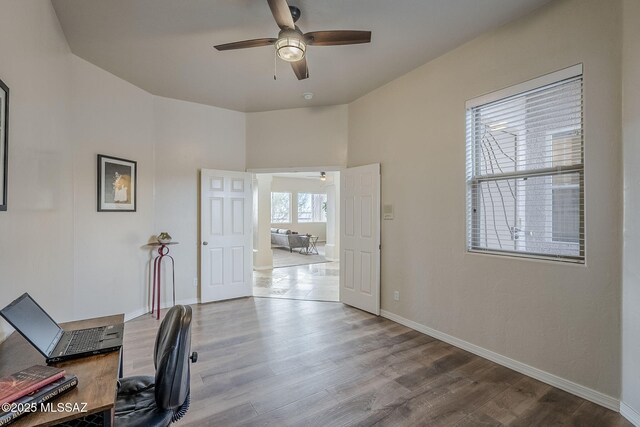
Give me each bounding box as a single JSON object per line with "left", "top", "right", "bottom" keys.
{"left": 51, "top": 0, "right": 551, "bottom": 113}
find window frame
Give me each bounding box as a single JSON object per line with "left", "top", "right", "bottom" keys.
{"left": 465, "top": 64, "right": 585, "bottom": 264}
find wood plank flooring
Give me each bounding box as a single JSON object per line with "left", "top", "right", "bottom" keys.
{"left": 122, "top": 298, "right": 630, "bottom": 427}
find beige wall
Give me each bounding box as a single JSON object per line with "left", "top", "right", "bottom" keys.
{"left": 70, "top": 56, "right": 155, "bottom": 320}
{"left": 0, "top": 1, "right": 157, "bottom": 334}
{"left": 246, "top": 105, "right": 348, "bottom": 170}
{"left": 622, "top": 0, "right": 640, "bottom": 418}
{"left": 153, "top": 96, "right": 246, "bottom": 304}
{"left": 0, "top": 0, "right": 74, "bottom": 340}
{"left": 0, "top": 0, "right": 247, "bottom": 340}
{"left": 0, "top": 0, "right": 160, "bottom": 336}
{"left": 348, "top": 0, "right": 622, "bottom": 397}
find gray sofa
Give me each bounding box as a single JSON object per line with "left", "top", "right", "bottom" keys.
{"left": 271, "top": 228, "right": 309, "bottom": 252}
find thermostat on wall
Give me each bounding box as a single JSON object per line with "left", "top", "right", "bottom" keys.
{"left": 383, "top": 204, "right": 394, "bottom": 220}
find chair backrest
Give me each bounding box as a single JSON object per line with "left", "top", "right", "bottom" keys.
{"left": 153, "top": 305, "right": 193, "bottom": 410}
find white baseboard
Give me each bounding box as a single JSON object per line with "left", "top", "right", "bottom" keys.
{"left": 125, "top": 298, "right": 199, "bottom": 322}
{"left": 380, "top": 309, "right": 619, "bottom": 411}
{"left": 124, "top": 307, "right": 148, "bottom": 322}
{"left": 253, "top": 265, "right": 273, "bottom": 271}
{"left": 174, "top": 298, "right": 198, "bottom": 306}
{"left": 621, "top": 402, "right": 640, "bottom": 426}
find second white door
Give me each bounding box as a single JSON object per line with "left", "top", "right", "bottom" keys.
{"left": 200, "top": 169, "right": 253, "bottom": 303}
{"left": 340, "top": 163, "right": 381, "bottom": 315}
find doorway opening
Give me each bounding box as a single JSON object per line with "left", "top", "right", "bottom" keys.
{"left": 252, "top": 171, "right": 340, "bottom": 302}
{"left": 199, "top": 164, "right": 379, "bottom": 314}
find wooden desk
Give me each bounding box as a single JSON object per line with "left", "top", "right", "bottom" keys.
{"left": 0, "top": 314, "right": 124, "bottom": 426}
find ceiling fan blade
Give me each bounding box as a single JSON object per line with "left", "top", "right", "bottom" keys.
{"left": 305, "top": 30, "right": 371, "bottom": 46}
{"left": 267, "top": 0, "right": 295, "bottom": 30}
{"left": 214, "top": 38, "right": 277, "bottom": 51}
{"left": 291, "top": 57, "right": 309, "bottom": 80}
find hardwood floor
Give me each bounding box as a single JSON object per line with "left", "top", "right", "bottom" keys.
{"left": 122, "top": 298, "right": 630, "bottom": 426}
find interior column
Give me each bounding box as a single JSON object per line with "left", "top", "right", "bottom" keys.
{"left": 325, "top": 172, "right": 340, "bottom": 261}
{"left": 253, "top": 174, "right": 274, "bottom": 270}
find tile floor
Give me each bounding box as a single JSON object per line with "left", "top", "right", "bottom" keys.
{"left": 253, "top": 261, "right": 340, "bottom": 302}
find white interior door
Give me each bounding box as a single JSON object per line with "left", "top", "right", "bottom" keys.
{"left": 200, "top": 169, "right": 253, "bottom": 303}
{"left": 340, "top": 163, "right": 381, "bottom": 315}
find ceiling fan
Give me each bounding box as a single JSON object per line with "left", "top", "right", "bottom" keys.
{"left": 213, "top": 0, "right": 371, "bottom": 80}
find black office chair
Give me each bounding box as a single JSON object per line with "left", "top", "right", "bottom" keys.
{"left": 115, "top": 305, "right": 198, "bottom": 427}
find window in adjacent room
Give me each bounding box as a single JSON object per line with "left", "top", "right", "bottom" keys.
{"left": 271, "top": 192, "right": 291, "bottom": 223}
{"left": 298, "top": 193, "right": 327, "bottom": 223}
{"left": 465, "top": 65, "right": 584, "bottom": 263}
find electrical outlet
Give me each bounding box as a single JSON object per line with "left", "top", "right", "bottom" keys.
{"left": 193, "top": 278, "right": 198, "bottom": 288}
{"left": 393, "top": 291, "right": 400, "bottom": 301}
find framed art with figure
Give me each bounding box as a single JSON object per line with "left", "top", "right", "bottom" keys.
{"left": 97, "top": 154, "right": 137, "bottom": 212}
{"left": 0, "top": 78, "right": 8, "bottom": 211}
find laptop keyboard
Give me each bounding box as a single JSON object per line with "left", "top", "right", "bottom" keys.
{"left": 67, "top": 327, "right": 105, "bottom": 353}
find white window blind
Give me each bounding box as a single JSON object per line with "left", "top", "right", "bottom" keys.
{"left": 271, "top": 192, "right": 291, "bottom": 223}
{"left": 466, "top": 67, "right": 584, "bottom": 263}
{"left": 298, "top": 193, "right": 327, "bottom": 223}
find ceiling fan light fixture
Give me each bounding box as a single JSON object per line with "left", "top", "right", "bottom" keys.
{"left": 275, "top": 35, "right": 306, "bottom": 62}
{"left": 320, "top": 172, "right": 326, "bottom": 181}
{"left": 214, "top": 2, "right": 372, "bottom": 81}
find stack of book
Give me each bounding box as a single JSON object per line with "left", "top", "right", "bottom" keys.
{"left": 0, "top": 365, "right": 78, "bottom": 426}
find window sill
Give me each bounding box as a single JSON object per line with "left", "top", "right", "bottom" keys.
{"left": 467, "top": 248, "right": 585, "bottom": 266}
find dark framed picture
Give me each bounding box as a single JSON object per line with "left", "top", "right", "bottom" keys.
{"left": 97, "top": 154, "right": 137, "bottom": 212}
{"left": 0, "top": 78, "right": 8, "bottom": 211}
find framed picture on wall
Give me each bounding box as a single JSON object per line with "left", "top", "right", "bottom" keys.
{"left": 97, "top": 154, "right": 137, "bottom": 212}
{"left": 0, "top": 78, "right": 8, "bottom": 211}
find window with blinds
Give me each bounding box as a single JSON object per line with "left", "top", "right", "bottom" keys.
{"left": 298, "top": 193, "right": 327, "bottom": 223}
{"left": 271, "top": 192, "right": 291, "bottom": 223}
{"left": 465, "top": 65, "right": 584, "bottom": 263}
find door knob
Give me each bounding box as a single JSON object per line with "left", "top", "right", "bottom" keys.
{"left": 203, "top": 241, "right": 208, "bottom": 245}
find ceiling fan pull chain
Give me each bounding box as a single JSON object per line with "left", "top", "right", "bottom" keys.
{"left": 274, "top": 50, "right": 277, "bottom": 80}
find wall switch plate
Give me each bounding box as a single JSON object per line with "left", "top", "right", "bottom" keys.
{"left": 383, "top": 204, "right": 394, "bottom": 220}
{"left": 193, "top": 278, "right": 198, "bottom": 288}
{"left": 393, "top": 291, "right": 400, "bottom": 301}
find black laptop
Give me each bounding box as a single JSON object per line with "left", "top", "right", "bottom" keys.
{"left": 0, "top": 293, "right": 124, "bottom": 364}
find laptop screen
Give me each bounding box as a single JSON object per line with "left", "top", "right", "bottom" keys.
{"left": 0, "top": 293, "right": 62, "bottom": 356}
